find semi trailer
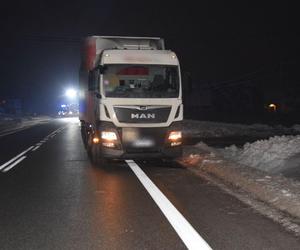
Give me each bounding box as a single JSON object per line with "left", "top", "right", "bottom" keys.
{"left": 79, "top": 36, "right": 183, "bottom": 164}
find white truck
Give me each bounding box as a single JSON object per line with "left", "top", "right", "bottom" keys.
{"left": 79, "top": 36, "right": 183, "bottom": 164}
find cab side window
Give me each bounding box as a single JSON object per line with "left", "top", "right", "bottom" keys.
{"left": 88, "top": 70, "right": 99, "bottom": 91}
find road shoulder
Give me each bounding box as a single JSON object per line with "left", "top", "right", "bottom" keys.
{"left": 0, "top": 116, "right": 51, "bottom": 137}
{"left": 179, "top": 145, "right": 300, "bottom": 236}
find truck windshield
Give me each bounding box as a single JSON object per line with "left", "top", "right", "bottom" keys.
{"left": 103, "top": 64, "right": 179, "bottom": 98}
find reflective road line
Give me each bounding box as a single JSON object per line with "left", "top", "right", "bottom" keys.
{"left": 0, "top": 146, "right": 34, "bottom": 171}
{"left": 126, "top": 160, "right": 212, "bottom": 250}
{"left": 32, "top": 145, "right": 41, "bottom": 151}
{"left": 3, "top": 156, "right": 27, "bottom": 172}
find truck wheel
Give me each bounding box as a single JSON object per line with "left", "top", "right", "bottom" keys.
{"left": 87, "top": 135, "right": 108, "bottom": 167}
{"left": 92, "top": 144, "right": 108, "bottom": 167}
{"left": 81, "top": 128, "right": 88, "bottom": 149}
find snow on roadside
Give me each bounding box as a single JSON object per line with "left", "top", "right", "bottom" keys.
{"left": 0, "top": 114, "right": 51, "bottom": 134}
{"left": 0, "top": 114, "right": 21, "bottom": 129}
{"left": 220, "top": 135, "right": 300, "bottom": 173}
{"left": 183, "top": 119, "right": 300, "bottom": 138}
{"left": 183, "top": 119, "right": 300, "bottom": 173}
{"left": 293, "top": 124, "right": 300, "bottom": 132}
{"left": 181, "top": 145, "right": 300, "bottom": 234}
{"left": 180, "top": 144, "right": 300, "bottom": 226}
{"left": 181, "top": 121, "right": 300, "bottom": 227}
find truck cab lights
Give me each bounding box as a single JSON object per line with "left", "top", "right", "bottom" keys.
{"left": 170, "top": 52, "right": 177, "bottom": 59}
{"left": 168, "top": 131, "right": 182, "bottom": 147}
{"left": 92, "top": 131, "right": 118, "bottom": 147}
{"left": 168, "top": 131, "right": 182, "bottom": 141}
{"left": 101, "top": 131, "right": 118, "bottom": 148}
{"left": 102, "top": 142, "right": 115, "bottom": 148}
{"left": 101, "top": 131, "right": 117, "bottom": 141}
{"left": 92, "top": 137, "right": 100, "bottom": 144}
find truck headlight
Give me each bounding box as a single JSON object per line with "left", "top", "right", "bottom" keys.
{"left": 101, "top": 131, "right": 117, "bottom": 141}
{"left": 168, "top": 131, "right": 182, "bottom": 141}
{"left": 92, "top": 137, "right": 100, "bottom": 144}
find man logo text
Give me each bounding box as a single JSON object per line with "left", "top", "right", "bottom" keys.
{"left": 131, "top": 113, "right": 156, "bottom": 119}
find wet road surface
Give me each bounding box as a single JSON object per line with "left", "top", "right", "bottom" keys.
{"left": 0, "top": 118, "right": 299, "bottom": 249}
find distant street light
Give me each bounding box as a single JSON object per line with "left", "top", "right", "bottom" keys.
{"left": 268, "top": 103, "right": 277, "bottom": 112}
{"left": 65, "top": 88, "right": 77, "bottom": 98}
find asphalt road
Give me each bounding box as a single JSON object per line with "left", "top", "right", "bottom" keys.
{"left": 0, "top": 118, "right": 299, "bottom": 250}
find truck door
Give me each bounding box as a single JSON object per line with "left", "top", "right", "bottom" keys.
{"left": 87, "top": 69, "right": 100, "bottom": 124}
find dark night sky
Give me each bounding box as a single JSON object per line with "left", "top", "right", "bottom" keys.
{"left": 0, "top": 1, "right": 299, "bottom": 114}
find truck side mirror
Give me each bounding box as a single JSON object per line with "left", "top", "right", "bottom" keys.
{"left": 97, "top": 65, "right": 108, "bottom": 74}
{"left": 95, "top": 92, "right": 102, "bottom": 99}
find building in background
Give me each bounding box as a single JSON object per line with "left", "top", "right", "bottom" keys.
{"left": 0, "top": 99, "right": 22, "bottom": 115}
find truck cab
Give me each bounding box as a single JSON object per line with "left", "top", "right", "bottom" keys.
{"left": 79, "top": 36, "right": 183, "bottom": 163}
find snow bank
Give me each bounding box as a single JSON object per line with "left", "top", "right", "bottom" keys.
{"left": 183, "top": 119, "right": 299, "bottom": 138}
{"left": 180, "top": 144, "right": 300, "bottom": 224}
{"left": 0, "top": 114, "right": 21, "bottom": 129}
{"left": 221, "top": 135, "right": 300, "bottom": 173}
{"left": 0, "top": 115, "right": 51, "bottom": 135}
{"left": 180, "top": 126, "right": 300, "bottom": 226}
{"left": 292, "top": 124, "right": 300, "bottom": 132}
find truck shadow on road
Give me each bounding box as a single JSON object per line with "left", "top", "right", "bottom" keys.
{"left": 134, "top": 159, "right": 184, "bottom": 169}
{"left": 90, "top": 159, "right": 184, "bottom": 173}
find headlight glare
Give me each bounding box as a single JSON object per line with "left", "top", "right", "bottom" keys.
{"left": 168, "top": 131, "right": 182, "bottom": 141}
{"left": 101, "top": 131, "right": 117, "bottom": 141}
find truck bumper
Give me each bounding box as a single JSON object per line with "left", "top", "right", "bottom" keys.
{"left": 101, "top": 145, "right": 182, "bottom": 159}
{"left": 96, "top": 121, "right": 182, "bottom": 160}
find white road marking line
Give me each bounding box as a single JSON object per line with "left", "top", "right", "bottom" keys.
{"left": 29, "top": 127, "right": 63, "bottom": 152}
{"left": 0, "top": 146, "right": 34, "bottom": 171}
{"left": 3, "top": 156, "right": 27, "bottom": 173}
{"left": 125, "top": 160, "right": 212, "bottom": 250}
{"left": 50, "top": 128, "right": 61, "bottom": 135}
{"left": 0, "top": 126, "right": 65, "bottom": 172}
{"left": 30, "top": 127, "right": 63, "bottom": 152}
{"left": 32, "top": 145, "right": 41, "bottom": 151}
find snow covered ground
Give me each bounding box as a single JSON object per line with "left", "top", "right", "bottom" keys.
{"left": 220, "top": 135, "right": 300, "bottom": 173}
{"left": 0, "top": 114, "right": 51, "bottom": 136}
{"left": 181, "top": 120, "right": 300, "bottom": 226}
{"left": 183, "top": 119, "right": 299, "bottom": 138}
{"left": 183, "top": 119, "right": 300, "bottom": 174}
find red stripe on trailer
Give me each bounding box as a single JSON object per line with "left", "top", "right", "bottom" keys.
{"left": 83, "top": 38, "right": 96, "bottom": 71}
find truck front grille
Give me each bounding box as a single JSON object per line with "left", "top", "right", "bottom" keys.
{"left": 114, "top": 106, "right": 171, "bottom": 124}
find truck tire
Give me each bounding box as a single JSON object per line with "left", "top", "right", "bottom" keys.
{"left": 92, "top": 144, "right": 108, "bottom": 167}
{"left": 87, "top": 135, "right": 108, "bottom": 167}
{"left": 80, "top": 122, "right": 88, "bottom": 149}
